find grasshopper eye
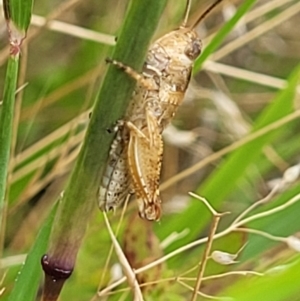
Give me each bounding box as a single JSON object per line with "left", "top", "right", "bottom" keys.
{"left": 184, "top": 39, "right": 202, "bottom": 60}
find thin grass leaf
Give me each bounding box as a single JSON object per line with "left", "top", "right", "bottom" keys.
{"left": 3, "top": 0, "right": 34, "bottom": 32}
{"left": 193, "top": 0, "right": 257, "bottom": 72}
{"left": 0, "top": 59, "right": 19, "bottom": 226}
{"left": 1, "top": 0, "right": 34, "bottom": 251}
{"left": 7, "top": 203, "right": 58, "bottom": 301}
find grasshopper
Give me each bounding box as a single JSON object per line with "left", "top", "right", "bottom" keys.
{"left": 99, "top": 0, "right": 223, "bottom": 220}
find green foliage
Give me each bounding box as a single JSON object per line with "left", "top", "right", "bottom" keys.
{"left": 0, "top": 59, "right": 19, "bottom": 211}
{"left": 1, "top": 0, "right": 35, "bottom": 233}
{"left": 224, "top": 256, "right": 300, "bottom": 301}
{"left": 7, "top": 204, "right": 57, "bottom": 301}
{"left": 3, "top": 0, "right": 34, "bottom": 31}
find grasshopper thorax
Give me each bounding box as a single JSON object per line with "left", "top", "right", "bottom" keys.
{"left": 145, "top": 28, "right": 201, "bottom": 87}
{"left": 150, "top": 27, "right": 201, "bottom": 69}
{"left": 141, "top": 26, "right": 202, "bottom": 131}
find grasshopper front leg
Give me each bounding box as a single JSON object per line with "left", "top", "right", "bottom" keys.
{"left": 105, "top": 58, "right": 156, "bottom": 90}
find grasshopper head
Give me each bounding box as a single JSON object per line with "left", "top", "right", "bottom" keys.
{"left": 164, "top": 28, "right": 202, "bottom": 62}
{"left": 145, "top": 0, "right": 223, "bottom": 80}
{"left": 146, "top": 29, "right": 202, "bottom": 79}
{"left": 180, "top": 29, "right": 202, "bottom": 61}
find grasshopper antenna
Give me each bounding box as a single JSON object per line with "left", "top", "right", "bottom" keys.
{"left": 181, "top": 0, "right": 192, "bottom": 28}
{"left": 191, "top": 0, "right": 224, "bottom": 29}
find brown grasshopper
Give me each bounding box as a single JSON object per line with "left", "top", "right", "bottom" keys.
{"left": 99, "top": 0, "right": 223, "bottom": 220}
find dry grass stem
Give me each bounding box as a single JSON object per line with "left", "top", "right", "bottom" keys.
{"left": 191, "top": 214, "right": 221, "bottom": 301}
{"left": 12, "top": 137, "right": 81, "bottom": 182}
{"left": 213, "top": 1, "right": 300, "bottom": 61}
{"left": 182, "top": 270, "right": 264, "bottom": 282}
{"left": 102, "top": 213, "right": 144, "bottom": 301}
{"left": 13, "top": 110, "right": 88, "bottom": 167}
{"left": 178, "top": 279, "right": 228, "bottom": 300}
{"left": 98, "top": 195, "right": 130, "bottom": 293}
{"left": 20, "top": 65, "right": 102, "bottom": 121}
{"left": 233, "top": 193, "right": 300, "bottom": 228}
{"left": 0, "top": 254, "right": 27, "bottom": 268}
{"left": 203, "top": 0, "right": 293, "bottom": 45}
{"left": 31, "top": 15, "right": 115, "bottom": 45}
{"left": 231, "top": 181, "right": 282, "bottom": 225}
{"left": 243, "top": 0, "right": 295, "bottom": 24}
{"left": 203, "top": 61, "right": 286, "bottom": 89}
{"left": 189, "top": 192, "right": 230, "bottom": 217}
{"left": 235, "top": 227, "right": 286, "bottom": 243}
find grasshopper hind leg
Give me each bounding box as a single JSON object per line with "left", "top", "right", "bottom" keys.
{"left": 126, "top": 112, "right": 163, "bottom": 221}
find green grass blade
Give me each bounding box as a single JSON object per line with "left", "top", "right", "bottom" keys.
{"left": 3, "top": 0, "right": 34, "bottom": 32}
{"left": 0, "top": 58, "right": 19, "bottom": 226}
{"left": 7, "top": 204, "right": 58, "bottom": 301}
{"left": 194, "top": 0, "right": 257, "bottom": 73}
{"left": 1, "top": 0, "right": 34, "bottom": 244}
{"left": 222, "top": 256, "right": 300, "bottom": 301}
